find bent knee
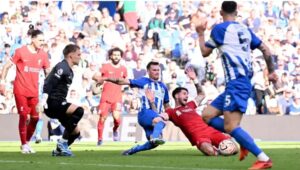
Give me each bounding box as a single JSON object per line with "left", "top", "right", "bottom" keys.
{"left": 152, "top": 117, "right": 164, "bottom": 125}
{"left": 99, "top": 115, "right": 108, "bottom": 123}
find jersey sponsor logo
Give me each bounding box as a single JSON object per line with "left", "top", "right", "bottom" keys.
{"left": 181, "top": 108, "right": 194, "bottom": 113}
{"left": 24, "top": 66, "right": 40, "bottom": 73}
{"left": 38, "top": 59, "right": 42, "bottom": 65}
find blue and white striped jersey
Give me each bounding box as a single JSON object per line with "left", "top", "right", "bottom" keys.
{"left": 205, "top": 21, "right": 262, "bottom": 83}
{"left": 129, "top": 77, "right": 169, "bottom": 114}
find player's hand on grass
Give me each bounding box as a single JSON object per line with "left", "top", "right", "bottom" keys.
{"left": 145, "top": 88, "right": 155, "bottom": 103}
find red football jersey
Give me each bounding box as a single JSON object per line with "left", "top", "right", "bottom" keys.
{"left": 12, "top": 46, "right": 50, "bottom": 97}
{"left": 101, "top": 63, "right": 127, "bottom": 102}
{"left": 166, "top": 101, "right": 223, "bottom": 145}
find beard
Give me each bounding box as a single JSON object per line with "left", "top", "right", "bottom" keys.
{"left": 111, "top": 59, "right": 120, "bottom": 65}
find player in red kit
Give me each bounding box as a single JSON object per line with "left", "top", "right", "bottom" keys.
{"left": 146, "top": 67, "right": 238, "bottom": 156}
{"left": 93, "top": 47, "right": 127, "bottom": 145}
{"left": 0, "top": 25, "right": 50, "bottom": 154}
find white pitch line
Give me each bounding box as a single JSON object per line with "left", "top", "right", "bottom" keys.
{"left": 0, "top": 160, "right": 230, "bottom": 170}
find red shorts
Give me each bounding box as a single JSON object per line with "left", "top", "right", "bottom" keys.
{"left": 98, "top": 100, "right": 122, "bottom": 117}
{"left": 193, "top": 127, "right": 229, "bottom": 148}
{"left": 14, "top": 94, "right": 38, "bottom": 116}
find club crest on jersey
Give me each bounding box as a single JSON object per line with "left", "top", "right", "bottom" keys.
{"left": 55, "top": 68, "right": 63, "bottom": 78}
{"left": 176, "top": 110, "right": 182, "bottom": 116}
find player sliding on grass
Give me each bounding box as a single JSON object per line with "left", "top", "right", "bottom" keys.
{"left": 95, "top": 61, "right": 170, "bottom": 155}
{"left": 146, "top": 67, "right": 238, "bottom": 156}
{"left": 192, "top": 1, "right": 277, "bottom": 169}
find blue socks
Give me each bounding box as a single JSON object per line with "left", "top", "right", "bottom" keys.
{"left": 35, "top": 119, "right": 43, "bottom": 137}
{"left": 131, "top": 141, "right": 157, "bottom": 154}
{"left": 208, "top": 117, "right": 225, "bottom": 132}
{"left": 152, "top": 121, "right": 165, "bottom": 139}
{"left": 230, "top": 127, "right": 262, "bottom": 156}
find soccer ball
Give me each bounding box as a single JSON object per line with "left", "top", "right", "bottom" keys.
{"left": 218, "top": 139, "right": 239, "bottom": 156}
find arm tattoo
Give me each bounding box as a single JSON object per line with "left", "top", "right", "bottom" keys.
{"left": 259, "top": 44, "right": 275, "bottom": 73}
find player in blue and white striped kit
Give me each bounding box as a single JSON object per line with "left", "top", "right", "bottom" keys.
{"left": 192, "top": 1, "right": 277, "bottom": 169}
{"left": 97, "top": 61, "right": 170, "bottom": 155}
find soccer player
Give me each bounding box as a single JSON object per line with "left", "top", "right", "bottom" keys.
{"left": 92, "top": 47, "right": 127, "bottom": 145}
{"left": 95, "top": 61, "right": 170, "bottom": 155}
{"left": 191, "top": 1, "right": 277, "bottom": 169}
{"left": 40, "top": 44, "right": 83, "bottom": 156}
{"left": 146, "top": 67, "right": 237, "bottom": 156}
{"left": 0, "top": 25, "right": 50, "bottom": 154}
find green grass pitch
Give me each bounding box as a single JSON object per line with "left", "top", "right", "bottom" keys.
{"left": 0, "top": 141, "right": 299, "bottom": 170}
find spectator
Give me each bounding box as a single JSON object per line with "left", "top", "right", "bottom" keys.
{"left": 278, "top": 87, "right": 294, "bottom": 114}
{"left": 286, "top": 93, "right": 300, "bottom": 115}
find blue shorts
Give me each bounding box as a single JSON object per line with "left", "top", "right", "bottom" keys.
{"left": 138, "top": 109, "right": 160, "bottom": 140}
{"left": 211, "top": 77, "right": 252, "bottom": 113}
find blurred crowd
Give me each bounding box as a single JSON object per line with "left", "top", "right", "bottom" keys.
{"left": 0, "top": 1, "right": 299, "bottom": 116}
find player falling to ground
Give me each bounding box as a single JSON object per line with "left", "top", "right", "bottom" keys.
{"left": 92, "top": 47, "right": 127, "bottom": 146}
{"left": 95, "top": 61, "right": 170, "bottom": 155}
{"left": 40, "top": 44, "right": 84, "bottom": 156}
{"left": 0, "top": 25, "right": 50, "bottom": 154}
{"left": 146, "top": 67, "right": 238, "bottom": 156}
{"left": 191, "top": 1, "right": 278, "bottom": 169}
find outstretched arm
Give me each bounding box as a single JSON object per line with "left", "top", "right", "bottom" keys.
{"left": 93, "top": 72, "right": 130, "bottom": 86}
{"left": 185, "top": 67, "right": 205, "bottom": 106}
{"left": 191, "top": 14, "right": 213, "bottom": 57}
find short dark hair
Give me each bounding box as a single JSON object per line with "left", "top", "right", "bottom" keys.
{"left": 108, "top": 47, "right": 123, "bottom": 58}
{"left": 63, "top": 44, "right": 80, "bottom": 57}
{"left": 221, "top": 1, "right": 237, "bottom": 14}
{"left": 146, "top": 61, "right": 160, "bottom": 70}
{"left": 4, "top": 43, "right": 10, "bottom": 48}
{"left": 172, "top": 87, "right": 188, "bottom": 99}
{"left": 27, "top": 24, "right": 43, "bottom": 38}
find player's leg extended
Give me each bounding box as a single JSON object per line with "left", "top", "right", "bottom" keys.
{"left": 112, "top": 102, "right": 122, "bottom": 141}
{"left": 123, "top": 128, "right": 158, "bottom": 155}
{"left": 202, "top": 92, "right": 226, "bottom": 132}
{"left": 26, "top": 97, "right": 39, "bottom": 143}
{"left": 151, "top": 116, "right": 165, "bottom": 145}
{"left": 224, "top": 111, "right": 271, "bottom": 164}
{"left": 97, "top": 101, "right": 110, "bottom": 145}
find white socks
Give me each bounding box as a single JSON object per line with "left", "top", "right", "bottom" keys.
{"left": 257, "top": 152, "right": 270, "bottom": 161}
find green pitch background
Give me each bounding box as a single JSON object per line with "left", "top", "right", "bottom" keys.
{"left": 0, "top": 142, "right": 299, "bottom": 170}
